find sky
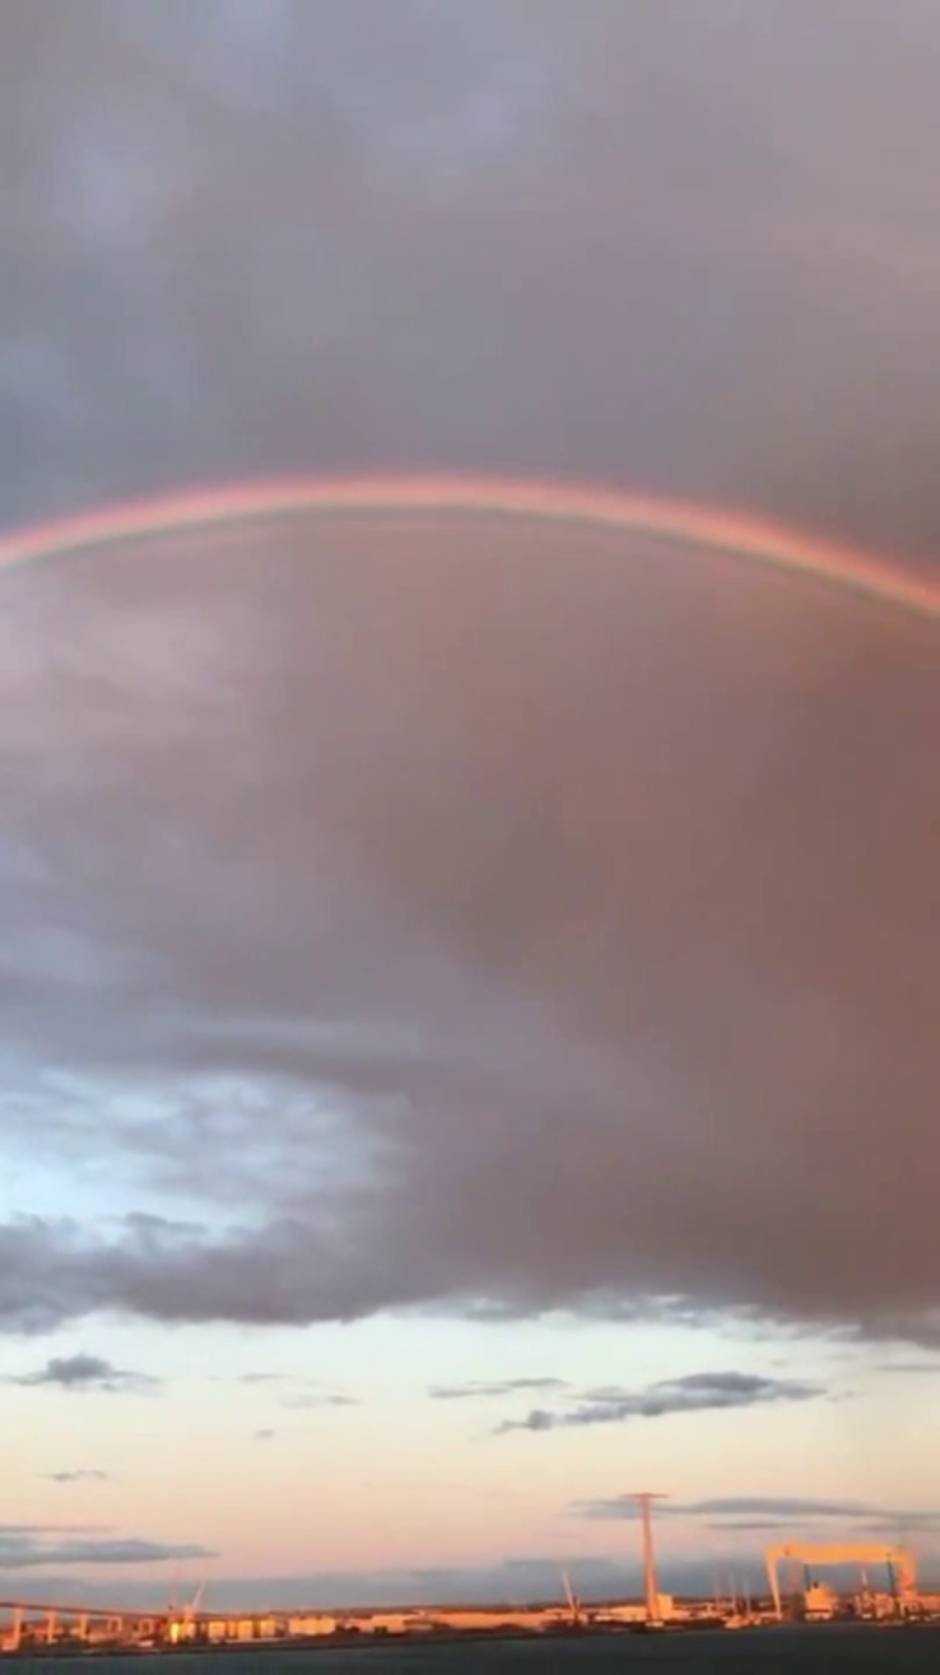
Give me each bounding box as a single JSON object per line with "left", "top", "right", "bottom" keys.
{"left": 1, "top": 0, "right": 939, "bottom": 1612}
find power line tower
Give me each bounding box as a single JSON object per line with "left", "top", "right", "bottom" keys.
{"left": 628, "top": 1492, "right": 668, "bottom": 1624}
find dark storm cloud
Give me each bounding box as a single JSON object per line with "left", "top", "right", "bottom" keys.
{"left": 0, "top": 507, "right": 937, "bottom": 1344}
{"left": 4, "top": 2, "right": 940, "bottom": 572}
{"left": 428, "top": 1378, "right": 568, "bottom": 1400}
{"left": 496, "top": 1371, "right": 819, "bottom": 1433}
{"left": 11, "top": 1354, "right": 160, "bottom": 1393}
{"left": 1, "top": 3, "right": 939, "bottom": 1350}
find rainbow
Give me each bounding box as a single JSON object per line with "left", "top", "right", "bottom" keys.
{"left": 0, "top": 474, "right": 936, "bottom": 619}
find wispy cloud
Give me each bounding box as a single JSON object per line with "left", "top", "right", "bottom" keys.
{"left": 281, "top": 1393, "right": 358, "bottom": 1410}
{"left": 706, "top": 1519, "right": 799, "bottom": 1532}
{"left": 42, "top": 1469, "right": 111, "bottom": 1484}
{"left": 10, "top": 1355, "right": 160, "bottom": 1393}
{"left": 498, "top": 1371, "right": 821, "bottom": 1434}
{"left": 231, "top": 1372, "right": 357, "bottom": 1407}
{"left": 578, "top": 1493, "right": 940, "bottom": 1530}
{"left": 429, "top": 1377, "right": 568, "bottom": 1401}
{"left": 692, "top": 1496, "right": 877, "bottom": 1519}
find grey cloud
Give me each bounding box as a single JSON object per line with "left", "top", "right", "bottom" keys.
{"left": 10, "top": 1354, "right": 160, "bottom": 1393}
{"left": 0, "top": 1533, "right": 215, "bottom": 1571}
{"left": 709, "top": 1510, "right": 940, "bottom": 1534}
{"left": 5, "top": 3, "right": 940, "bottom": 575}
{"left": 0, "top": 3, "right": 938, "bottom": 1352}
{"left": 253, "top": 1429, "right": 275, "bottom": 1442}
{"left": 579, "top": 1494, "right": 940, "bottom": 1527}
{"left": 497, "top": 1371, "right": 820, "bottom": 1434}
{"left": 428, "top": 1378, "right": 568, "bottom": 1400}
{"left": 0, "top": 508, "right": 936, "bottom": 1347}
{"left": 0, "top": 1555, "right": 705, "bottom": 1610}
{"left": 692, "top": 1497, "right": 878, "bottom": 1519}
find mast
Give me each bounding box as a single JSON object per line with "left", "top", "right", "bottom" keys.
{"left": 629, "top": 1492, "right": 667, "bottom": 1624}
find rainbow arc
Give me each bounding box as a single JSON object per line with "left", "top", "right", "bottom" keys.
{"left": 0, "top": 473, "right": 936, "bottom": 619}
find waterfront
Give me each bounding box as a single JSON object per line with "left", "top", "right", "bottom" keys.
{"left": 7, "top": 1629, "right": 940, "bottom": 1673}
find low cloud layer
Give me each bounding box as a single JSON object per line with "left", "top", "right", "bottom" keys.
{"left": 497, "top": 1371, "right": 819, "bottom": 1433}
{"left": 578, "top": 1494, "right": 940, "bottom": 1532}
{"left": 11, "top": 1355, "right": 159, "bottom": 1394}
{"left": 0, "top": 1555, "right": 734, "bottom": 1609}
{"left": 0, "top": 1529, "right": 213, "bottom": 1571}
{"left": 0, "top": 510, "right": 936, "bottom": 1348}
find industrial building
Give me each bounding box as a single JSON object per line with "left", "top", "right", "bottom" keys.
{"left": 1, "top": 1500, "right": 935, "bottom": 1652}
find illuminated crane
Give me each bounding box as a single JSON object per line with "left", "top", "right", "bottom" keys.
{"left": 561, "top": 1569, "right": 582, "bottom": 1628}
{"left": 765, "top": 1543, "right": 917, "bottom": 1619}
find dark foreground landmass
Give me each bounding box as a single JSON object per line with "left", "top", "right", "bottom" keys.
{"left": 8, "top": 1624, "right": 940, "bottom": 1673}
